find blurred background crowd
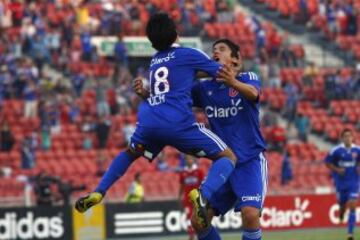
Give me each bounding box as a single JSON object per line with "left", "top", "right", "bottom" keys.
{"left": 0, "top": 0, "right": 359, "bottom": 206}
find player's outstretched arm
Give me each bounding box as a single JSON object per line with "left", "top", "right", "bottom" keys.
{"left": 133, "top": 77, "right": 150, "bottom": 99}
{"left": 217, "top": 65, "right": 259, "bottom": 101}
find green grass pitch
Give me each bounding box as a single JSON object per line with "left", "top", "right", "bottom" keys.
{"left": 132, "top": 228, "right": 359, "bottom": 240}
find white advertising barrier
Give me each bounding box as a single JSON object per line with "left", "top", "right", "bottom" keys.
{"left": 0, "top": 206, "right": 72, "bottom": 240}
{"left": 105, "top": 194, "right": 360, "bottom": 238}
{"left": 1, "top": 194, "right": 358, "bottom": 240}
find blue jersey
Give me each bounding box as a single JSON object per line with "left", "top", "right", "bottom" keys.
{"left": 192, "top": 72, "right": 266, "bottom": 164}
{"left": 137, "top": 45, "right": 221, "bottom": 128}
{"left": 325, "top": 144, "right": 360, "bottom": 190}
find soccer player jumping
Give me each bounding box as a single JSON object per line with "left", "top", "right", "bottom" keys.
{"left": 75, "top": 13, "right": 237, "bottom": 224}
{"left": 325, "top": 129, "right": 360, "bottom": 240}
{"left": 135, "top": 39, "right": 268, "bottom": 240}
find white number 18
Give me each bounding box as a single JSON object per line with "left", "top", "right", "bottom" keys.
{"left": 150, "top": 66, "right": 170, "bottom": 95}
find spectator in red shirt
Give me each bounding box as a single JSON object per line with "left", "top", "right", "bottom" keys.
{"left": 179, "top": 155, "right": 205, "bottom": 240}
{"left": 8, "top": 0, "right": 23, "bottom": 27}
{"left": 267, "top": 30, "right": 282, "bottom": 58}
{"left": 269, "top": 125, "right": 286, "bottom": 152}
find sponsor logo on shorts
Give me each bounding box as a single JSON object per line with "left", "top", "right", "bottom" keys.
{"left": 242, "top": 194, "right": 262, "bottom": 202}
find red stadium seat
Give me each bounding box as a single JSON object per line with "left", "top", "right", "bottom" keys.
{"left": 307, "top": 0, "right": 318, "bottom": 15}
{"left": 204, "top": 24, "right": 217, "bottom": 38}
{"left": 278, "top": 1, "right": 290, "bottom": 17}
{"left": 266, "top": 0, "right": 278, "bottom": 11}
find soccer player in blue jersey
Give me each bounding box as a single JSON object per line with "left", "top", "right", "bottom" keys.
{"left": 188, "top": 39, "right": 268, "bottom": 240}
{"left": 74, "top": 13, "right": 237, "bottom": 223}
{"left": 325, "top": 129, "right": 360, "bottom": 240}
{"left": 135, "top": 39, "right": 268, "bottom": 240}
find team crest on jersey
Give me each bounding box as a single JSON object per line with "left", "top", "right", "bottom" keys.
{"left": 229, "top": 88, "right": 238, "bottom": 97}
{"left": 352, "top": 152, "right": 358, "bottom": 160}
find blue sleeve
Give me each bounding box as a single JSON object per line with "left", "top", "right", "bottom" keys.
{"left": 325, "top": 149, "right": 337, "bottom": 164}
{"left": 239, "top": 72, "right": 261, "bottom": 91}
{"left": 191, "top": 82, "right": 202, "bottom": 108}
{"left": 185, "top": 48, "right": 222, "bottom": 77}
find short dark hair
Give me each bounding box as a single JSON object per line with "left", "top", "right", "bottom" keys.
{"left": 213, "top": 39, "right": 240, "bottom": 59}
{"left": 146, "top": 13, "right": 178, "bottom": 51}
{"left": 341, "top": 128, "right": 352, "bottom": 137}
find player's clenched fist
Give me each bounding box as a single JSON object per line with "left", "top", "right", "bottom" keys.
{"left": 216, "top": 64, "right": 237, "bottom": 86}
{"left": 133, "top": 77, "right": 143, "bottom": 95}
{"left": 133, "top": 77, "right": 149, "bottom": 99}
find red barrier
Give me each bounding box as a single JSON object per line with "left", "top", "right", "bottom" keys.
{"left": 261, "top": 194, "right": 360, "bottom": 230}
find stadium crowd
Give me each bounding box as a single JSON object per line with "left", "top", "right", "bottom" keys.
{"left": 0, "top": 0, "right": 359, "bottom": 203}
{"left": 253, "top": 0, "right": 360, "bottom": 58}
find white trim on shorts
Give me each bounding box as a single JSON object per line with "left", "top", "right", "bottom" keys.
{"left": 260, "top": 152, "right": 268, "bottom": 207}
{"left": 195, "top": 123, "right": 227, "bottom": 151}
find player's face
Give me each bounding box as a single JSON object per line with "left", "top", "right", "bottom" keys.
{"left": 212, "top": 43, "right": 241, "bottom": 72}
{"left": 342, "top": 132, "right": 353, "bottom": 146}
{"left": 212, "top": 43, "right": 232, "bottom": 65}
{"left": 185, "top": 155, "right": 195, "bottom": 167}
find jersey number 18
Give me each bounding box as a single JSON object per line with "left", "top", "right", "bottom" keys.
{"left": 150, "top": 66, "right": 170, "bottom": 96}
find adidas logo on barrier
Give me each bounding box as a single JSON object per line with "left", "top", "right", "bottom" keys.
{"left": 113, "top": 212, "right": 164, "bottom": 235}
{"left": 0, "top": 212, "right": 64, "bottom": 239}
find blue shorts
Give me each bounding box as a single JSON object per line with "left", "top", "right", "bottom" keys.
{"left": 130, "top": 123, "right": 227, "bottom": 160}
{"left": 208, "top": 152, "right": 268, "bottom": 216}
{"left": 336, "top": 185, "right": 359, "bottom": 205}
